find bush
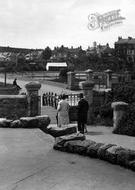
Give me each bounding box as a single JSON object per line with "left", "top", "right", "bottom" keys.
{"left": 100, "top": 103, "right": 113, "bottom": 119}
{"left": 113, "top": 105, "right": 135, "bottom": 136}
{"left": 112, "top": 85, "right": 135, "bottom": 104}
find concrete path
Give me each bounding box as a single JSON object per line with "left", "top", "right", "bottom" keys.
{"left": 0, "top": 127, "right": 135, "bottom": 190}
{"left": 86, "top": 126, "right": 135, "bottom": 150}
{"left": 0, "top": 75, "right": 79, "bottom": 96}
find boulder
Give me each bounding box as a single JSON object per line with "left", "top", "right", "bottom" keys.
{"left": 53, "top": 142, "right": 67, "bottom": 152}
{"left": 105, "top": 145, "right": 120, "bottom": 164}
{"left": 0, "top": 118, "right": 11, "bottom": 128}
{"left": 128, "top": 160, "right": 135, "bottom": 171}
{"left": 19, "top": 115, "right": 50, "bottom": 129}
{"left": 72, "top": 140, "right": 95, "bottom": 155}
{"left": 53, "top": 133, "right": 85, "bottom": 152}
{"left": 55, "top": 133, "right": 85, "bottom": 145}
{"left": 97, "top": 144, "right": 116, "bottom": 160}
{"left": 116, "top": 149, "right": 135, "bottom": 167}
{"left": 64, "top": 140, "right": 83, "bottom": 153}
{"left": 40, "top": 125, "right": 77, "bottom": 138}
{"left": 20, "top": 117, "right": 39, "bottom": 128}
{"left": 36, "top": 115, "right": 51, "bottom": 129}
{"left": 10, "top": 120, "right": 22, "bottom": 128}
{"left": 86, "top": 142, "right": 104, "bottom": 158}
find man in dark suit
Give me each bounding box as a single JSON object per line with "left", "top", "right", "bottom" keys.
{"left": 77, "top": 93, "right": 89, "bottom": 134}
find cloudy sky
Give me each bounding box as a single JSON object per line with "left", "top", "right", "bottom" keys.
{"left": 0, "top": 0, "right": 134, "bottom": 49}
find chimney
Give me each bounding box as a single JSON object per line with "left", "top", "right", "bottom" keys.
{"left": 128, "top": 36, "right": 132, "bottom": 40}
{"left": 118, "top": 36, "right": 122, "bottom": 41}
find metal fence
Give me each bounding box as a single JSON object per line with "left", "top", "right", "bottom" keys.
{"left": 42, "top": 92, "right": 80, "bottom": 109}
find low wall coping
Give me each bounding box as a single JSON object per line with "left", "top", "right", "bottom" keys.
{"left": 25, "top": 82, "right": 41, "bottom": 90}
{"left": 111, "top": 101, "right": 128, "bottom": 110}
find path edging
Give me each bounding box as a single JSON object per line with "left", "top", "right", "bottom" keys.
{"left": 54, "top": 138, "right": 135, "bottom": 172}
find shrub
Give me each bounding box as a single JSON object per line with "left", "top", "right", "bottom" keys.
{"left": 113, "top": 105, "right": 135, "bottom": 136}
{"left": 100, "top": 103, "right": 113, "bottom": 119}
{"left": 112, "top": 85, "right": 135, "bottom": 104}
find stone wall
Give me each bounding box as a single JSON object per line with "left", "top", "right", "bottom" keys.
{"left": 0, "top": 86, "right": 20, "bottom": 95}
{"left": 0, "top": 95, "right": 28, "bottom": 119}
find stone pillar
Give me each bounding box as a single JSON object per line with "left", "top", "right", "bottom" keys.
{"left": 79, "top": 81, "right": 95, "bottom": 124}
{"left": 105, "top": 69, "right": 112, "bottom": 89}
{"left": 25, "top": 82, "right": 41, "bottom": 117}
{"left": 111, "top": 101, "right": 128, "bottom": 131}
{"left": 67, "top": 71, "right": 75, "bottom": 90}
{"left": 85, "top": 69, "right": 93, "bottom": 81}
{"left": 125, "top": 71, "right": 131, "bottom": 83}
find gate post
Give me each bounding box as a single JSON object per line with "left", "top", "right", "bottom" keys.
{"left": 111, "top": 101, "right": 128, "bottom": 132}
{"left": 85, "top": 69, "right": 93, "bottom": 81}
{"left": 105, "top": 69, "right": 112, "bottom": 89}
{"left": 25, "top": 82, "right": 41, "bottom": 116}
{"left": 67, "top": 71, "right": 75, "bottom": 90}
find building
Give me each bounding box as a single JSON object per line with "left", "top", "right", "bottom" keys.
{"left": 115, "top": 36, "right": 135, "bottom": 65}
{"left": 46, "top": 62, "right": 67, "bottom": 71}
{"left": 86, "top": 42, "right": 113, "bottom": 57}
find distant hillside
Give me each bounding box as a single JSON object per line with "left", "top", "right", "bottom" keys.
{"left": 0, "top": 46, "right": 43, "bottom": 53}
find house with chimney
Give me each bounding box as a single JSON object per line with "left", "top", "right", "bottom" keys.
{"left": 115, "top": 36, "right": 135, "bottom": 66}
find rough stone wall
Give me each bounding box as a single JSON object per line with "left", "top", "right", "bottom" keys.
{"left": 0, "top": 95, "right": 28, "bottom": 119}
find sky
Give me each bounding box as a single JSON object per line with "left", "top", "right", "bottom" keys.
{"left": 0, "top": 0, "right": 134, "bottom": 49}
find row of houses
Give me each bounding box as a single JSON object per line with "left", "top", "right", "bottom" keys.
{"left": 0, "top": 37, "right": 135, "bottom": 70}
{"left": 0, "top": 47, "right": 43, "bottom": 62}
{"left": 0, "top": 44, "right": 113, "bottom": 63}
{"left": 115, "top": 36, "right": 135, "bottom": 64}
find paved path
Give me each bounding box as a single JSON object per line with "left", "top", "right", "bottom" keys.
{"left": 0, "top": 75, "right": 79, "bottom": 96}
{"left": 0, "top": 127, "right": 135, "bottom": 190}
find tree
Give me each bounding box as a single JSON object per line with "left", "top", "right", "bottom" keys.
{"left": 42, "top": 46, "right": 52, "bottom": 61}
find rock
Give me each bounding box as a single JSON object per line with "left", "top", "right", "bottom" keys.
{"left": 128, "top": 160, "right": 135, "bottom": 171}
{"left": 10, "top": 120, "right": 22, "bottom": 128}
{"left": 72, "top": 140, "right": 95, "bottom": 155}
{"left": 53, "top": 133, "right": 85, "bottom": 152}
{"left": 0, "top": 118, "right": 11, "bottom": 128}
{"left": 117, "top": 148, "right": 135, "bottom": 167}
{"left": 20, "top": 117, "right": 39, "bottom": 128}
{"left": 97, "top": 144, "right": 116, "bottom": 160}
{"left": 86, "top": 142, "right": 104, "bottom": 158}
{"left": 36, "top": 115, "right": 51, "bottom": 129}
{"left": 105, "top": 145, "right": 120, "bottom": 164}
{"left": 64, "top": 140, "right": 83, "bottom": 153}
{"left": 53, "top": 142, "right": 67, "bottom": 152}
{"left": 55, "top": 133, "right": 85, "bottom": 145}
{"left": 40, "top": 125, "right": 77, "bottom": 138}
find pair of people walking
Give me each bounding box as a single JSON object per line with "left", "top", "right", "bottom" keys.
{"left": 56, "top": 93, "right": 89, "bottom": 134}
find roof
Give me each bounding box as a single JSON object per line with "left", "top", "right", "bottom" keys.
{"left": 115, "top": 38, "right": 135, "bottom": 44}
{"left": 46, "top": 62, "right": 67, "bottom": 70}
